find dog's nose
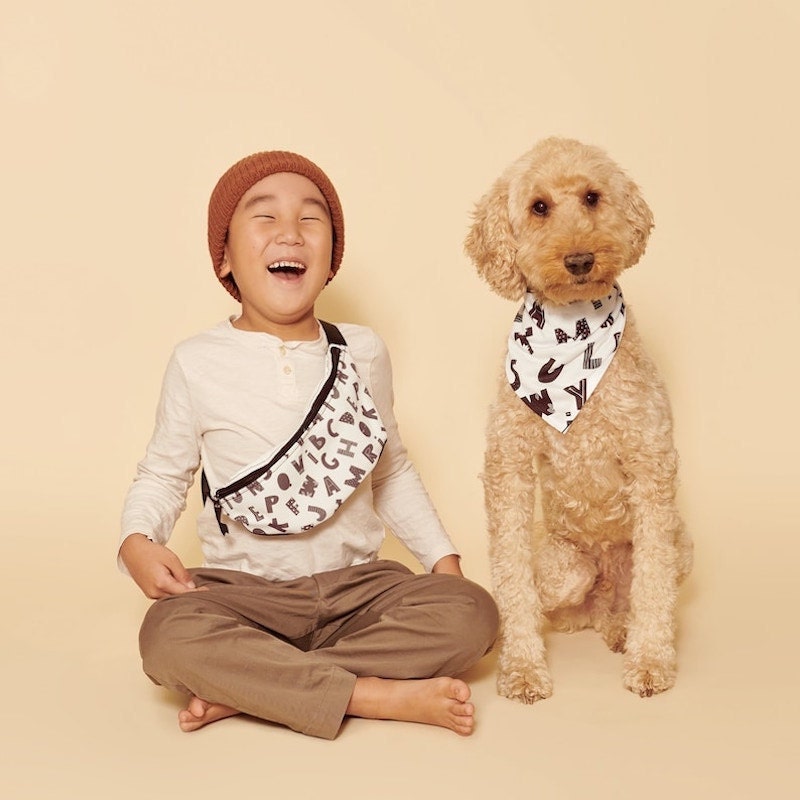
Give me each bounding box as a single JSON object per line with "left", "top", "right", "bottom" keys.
{"left": 564, "top": 252, "right": 595, "bottom": 276}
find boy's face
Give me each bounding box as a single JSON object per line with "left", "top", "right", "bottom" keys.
{"left": 219, "top": 172, "right": 334, "bottom": 338}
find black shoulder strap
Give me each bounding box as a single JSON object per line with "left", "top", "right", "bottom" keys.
{"left": 319, "top": 319, "right": 346, "bottom": 346}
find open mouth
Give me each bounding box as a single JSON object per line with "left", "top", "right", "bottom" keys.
{"left": 267, "top": 260, "right": 307, "bottom": 277}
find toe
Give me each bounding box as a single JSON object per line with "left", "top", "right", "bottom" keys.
{"left": 450, "top": 679, "right": 471, "bottom": 703}
{"left": 452, "top": 701, "right": 474, "bottom": 717}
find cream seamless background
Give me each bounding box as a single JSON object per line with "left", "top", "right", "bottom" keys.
{"left": 1, "top": 1, "right": 798, "bottom": 798}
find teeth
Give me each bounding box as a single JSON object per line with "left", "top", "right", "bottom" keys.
{"left": 268, "top": 261, "right": 306, "bottom": 273}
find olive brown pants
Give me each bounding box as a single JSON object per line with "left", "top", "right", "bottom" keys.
{"left": 139, "top": 560, "right": 498, "bottom": 739}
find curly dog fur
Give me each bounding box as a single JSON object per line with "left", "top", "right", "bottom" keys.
{"left": 464, "top": 137, "right": 693, "bottom": 702}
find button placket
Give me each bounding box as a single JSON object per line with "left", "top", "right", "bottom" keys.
{"left": 276, "top": 345, "right": 296, "bottom": 392}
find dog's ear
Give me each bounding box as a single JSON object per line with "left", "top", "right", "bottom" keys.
{"left": 464, "top": 178, "right": 527, "bottom": 300}
{"left": 622, "top": 176, "right": 654, "bottom": 267}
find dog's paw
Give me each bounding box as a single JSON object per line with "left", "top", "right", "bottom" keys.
{"left": 623, "top": 659, "right": 676, "bottom": 697}
{"left": 497, "top": 667, "right": 553, "bottom": 704}
{"left": 601, "top": 623, "right": 627, "bottom": 653}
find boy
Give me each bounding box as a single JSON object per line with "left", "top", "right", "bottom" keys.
{"left": 119, "top": 150, "right": 498, "bottom": 739}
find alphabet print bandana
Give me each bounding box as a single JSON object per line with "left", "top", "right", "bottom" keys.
{"left": 506, "top": 284, "right": 626, "bottom": 432}
{"left": 205, "top": 323, "right": 387, "bottom": 535}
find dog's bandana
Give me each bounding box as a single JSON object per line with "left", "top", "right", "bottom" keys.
{"left": 506, "top": 284, "right": 626, "bottom": 432}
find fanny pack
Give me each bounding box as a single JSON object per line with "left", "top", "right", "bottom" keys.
{"left": 201, "top": 321, "right": 387, "bottom": 536}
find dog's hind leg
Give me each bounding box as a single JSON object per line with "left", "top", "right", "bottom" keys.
{"left": 590, "top": 542, "right": 632, "bottom": 652}
{"left": 534, "top": 531, "right": 597, "bottom": 613}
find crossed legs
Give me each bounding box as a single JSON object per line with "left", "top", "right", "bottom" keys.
{"left": 139, "top": 560, "right": 498, "bottom": 739}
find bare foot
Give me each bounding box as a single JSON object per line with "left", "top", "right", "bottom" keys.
{"left": 178, "top": 695, "right": 240, "bottom": 732}
{"left": 347, "top": 677, "right": 475, "bottom": 736}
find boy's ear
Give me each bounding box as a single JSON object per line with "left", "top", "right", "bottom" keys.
{"left": 219, "top": 247, "right": 232, "bottom": 278}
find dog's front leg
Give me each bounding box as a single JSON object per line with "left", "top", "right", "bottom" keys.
{"left": 623, "top": 458, "right": 685, "bottom": 697}
{"left": 483, "top": 397, "right": 552, "bottom": 703}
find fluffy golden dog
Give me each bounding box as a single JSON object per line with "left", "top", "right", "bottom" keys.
{"left": 464, "top": 137, "right": 692, "bottom": 701}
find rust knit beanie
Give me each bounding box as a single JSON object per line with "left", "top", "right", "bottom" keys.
{"left": 207, "top": 151, "right": 345, "bottom": 301}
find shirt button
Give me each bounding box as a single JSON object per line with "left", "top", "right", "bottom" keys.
{"left": 279, "top": 346, "right": 287, "bottom": 356}
{"left": 283, "top": 365, "right": 292, "bottom": 375}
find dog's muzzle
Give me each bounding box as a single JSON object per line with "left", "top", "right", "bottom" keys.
{"left": 564, "top": 252, "right": 595, "bottom": 276}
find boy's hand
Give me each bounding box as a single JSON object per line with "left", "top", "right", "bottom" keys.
{"left": 120, "top": 533, "right": 206, "bottom": 599}
{"left": 432, "top": 554, "right": 464, "bottom": 577}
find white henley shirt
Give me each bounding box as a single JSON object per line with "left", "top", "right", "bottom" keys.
{"left": 119, "top": 318, "right": 457, "bottom": 581}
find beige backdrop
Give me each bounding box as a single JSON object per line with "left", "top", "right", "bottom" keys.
{"left": 2, "top": 1, "right": 798, "bottom": 798}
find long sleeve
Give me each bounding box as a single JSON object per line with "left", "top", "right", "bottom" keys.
{"left": 120, "top": 351, "right": 201, "bottom": 549}
{"left": 364, "top": 333, "right": 458, "bottom": 571}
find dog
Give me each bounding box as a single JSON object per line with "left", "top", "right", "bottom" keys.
{"left": 464, "top": 137, "right": 692, "bottom": 701}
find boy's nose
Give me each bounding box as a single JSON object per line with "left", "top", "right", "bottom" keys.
{"left": 276, "top": 222, "right": 303, "bottom": 245}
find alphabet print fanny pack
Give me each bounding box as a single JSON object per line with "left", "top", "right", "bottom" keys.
{"left": 202, "top": 321, "right": 387, "bottom": 535}
{"left": 506, "top": 284, "right": 626, "bottom": 433}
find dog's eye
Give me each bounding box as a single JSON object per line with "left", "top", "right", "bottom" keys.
{"left": 584, "top": 192, "right": 600, "bottom": 207}
{"left": 531, "top": 200, "right": 549, "bottom": 216}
